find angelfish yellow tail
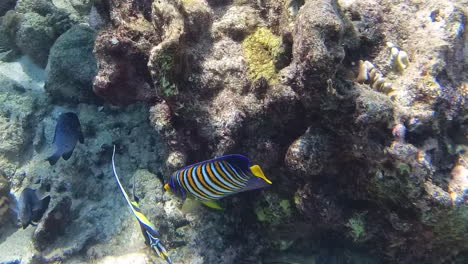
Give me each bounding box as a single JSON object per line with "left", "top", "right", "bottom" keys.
{"left": 250, "top": 165, "right": 272, "bottom": 184}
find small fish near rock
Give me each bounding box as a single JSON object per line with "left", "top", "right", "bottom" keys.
{"left": 18, "top": 187, "right": 50, "bottom": 229}
{"left": 47, "top": 112, "right": 84, "bottom": 165}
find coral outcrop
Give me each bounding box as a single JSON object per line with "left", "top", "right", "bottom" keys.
{"left": 0, "top": 0, "right": 100, "bottom": 66}
{"left": 91, "top": 0, "right": 467, "bottom": 262}
{"left": 92, "top": 0, "right": 160, "bottom": 105}
{"left": 45, "top": 24, "right": 98, "bottom": 104}
{"left": 0, "top": 73, "right": 48, "bottom": 177}
{"left": 0, "top": 0, "right": 466, "bottom": 263}
{"left": 92, "top": 0, "right": 466, "bottom": 261}
{"left": 15, "top": 12, "right": 56, "bottom": 67}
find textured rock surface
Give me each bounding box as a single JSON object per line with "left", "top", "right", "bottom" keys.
{"left": 0, "top": 0, "right": 103, "bottom": 67}
{"left": 0, "top": 73, "right": 48, "bottom": 172}
{"left": 0, "top": 0, "right": 467, "bottom": 263}
{"left": 92, "top": 0, "right": 160, "bottom": 105}
{"left": 92, "top": 0, "right": 467, "bottom": 263}
{"left": 45, "top": 24, "right": 98, "bottom": 104}
{"left": 15, "top": 12, "right": 56, "bottom": 67}
{"left": 33, "top": 196, "right": 72, "bottom": 251}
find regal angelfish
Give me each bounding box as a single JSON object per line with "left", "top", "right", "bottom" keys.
{"left": 164, "top": 155, "right": 272, "bottom": 206}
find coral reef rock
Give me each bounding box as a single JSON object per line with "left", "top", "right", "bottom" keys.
{"left": 285, "top": 127, "right": 334, "bottom": 177}
{"left": 1, "top": 0, "right": 101, "bottom": 67}
{"left": 91, "top": 0, "right": 467, "bottom": 262}
{"left": 33, "top": 196, "right": 72, "bottom": 251}
{"left": 92, "top": 0, "right": 161, "bottom": 105}
{"left": 0, "top": 72, "right": 48, "bottom": 179}
{"left": 45, "top": 24, "right": 98, "bottom": 104}
{"left": 0, "top": 0, "right": 466, "bottom": 263}
{"left": 15, "top": 12, "right": 56, "bottom": 67}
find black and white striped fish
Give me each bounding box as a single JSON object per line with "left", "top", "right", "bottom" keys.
{"left": 164, "top": 155, "right": 272, "bottom": 207}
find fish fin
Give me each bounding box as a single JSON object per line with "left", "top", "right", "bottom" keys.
{"left": 31, "top": 195, "right": 50, "bottom": 222}
{"left": 181, "top": 199, "right": 202, "bottom": 214}
{"left": 201, "top": 200, "right": 223, "bottom": 210}
{"left": 238, "top": 176, "right": 271, "bottom": 192}
{"left": 250, "top": 165, "right": 272, "bottom": 184}
{"left": 178, "top": 154, "right": 251, "bottom": 171}
{"left": 52, "top": 126, "right": 57, "bottom": 144}
{"left": 62, "top": 150, "right": 73, "bottom": 160}
{"left": 132, "top": 174, "right": 140, "bottom": 203}
{"left": 216, "top": 154, "right": 251, "bottom": 171}
{"left": 40, "top": 196, "right": 51, "bottom": 211}
{"left": 46, "top": 152, "right": 60, "bottom": 165}
{"left": 78, "top": 131, "right": 84, "bottom": 144}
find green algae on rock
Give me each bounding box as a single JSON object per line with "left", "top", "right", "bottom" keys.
{"left": 346, "top": 212, "right": 366, "bottom": 242}
{"left": 255, "top": 193, "right": 294, "bottom": 226}
{"left": 148, "top": 0, "right": 184, "bottom": 100}
{"left": 242, "top": 27, "right": 282, "bottom": 84}
{"left": 154, "top": 51, "right": 178, "bottom": 97}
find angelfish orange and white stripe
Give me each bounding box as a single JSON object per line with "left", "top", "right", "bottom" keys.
{"left": 164, "top": 154, "right": 272, "bottom": 207}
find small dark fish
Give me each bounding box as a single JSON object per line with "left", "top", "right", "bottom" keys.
{"left": 47, "top": 112, "right": 84, "bottom": 165}
{"left": 164, "top": 154, "right": 272, "bottom": 209}
{"left": 18, "top": 188, "right": 50, "bottom": 229}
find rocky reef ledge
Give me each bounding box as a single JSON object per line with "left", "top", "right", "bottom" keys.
{"left": 0, "top": 0, "right": 467, "bottom": 263}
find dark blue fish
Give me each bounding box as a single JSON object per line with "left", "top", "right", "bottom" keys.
{"left": 47, "top": 112, "right": 84, "bottom": 165}
{"left": 18, "top": 188, "right": 50, "bottom": 229}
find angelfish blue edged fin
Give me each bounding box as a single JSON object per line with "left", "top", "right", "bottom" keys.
{"left": 177, "top": 154, "right": 251, "bottom": 171}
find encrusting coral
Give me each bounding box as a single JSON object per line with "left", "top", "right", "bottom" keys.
{"left": 242, "top": 27, "right": 283, "bottom": 84}
{"left": 0, "top": 0, "right": 467, "bottom": 263}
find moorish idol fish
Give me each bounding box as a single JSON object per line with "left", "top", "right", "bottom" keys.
{"left": 164, "top": 154, "right": 272, "bottom": 209}
{"left": 112, "top": 146, "right": 172, "bottom": 264}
